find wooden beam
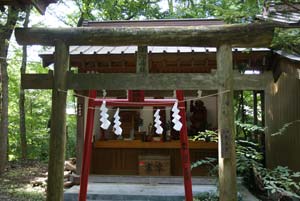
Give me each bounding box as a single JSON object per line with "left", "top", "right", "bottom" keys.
{"left": 21, "top": 71, "right": 272, "bottom": 90}
{"left": 136, "top": 46, "right": 148, "bottom": 73}
{"left": 67, "top": 73, "right": 217, "bottom": 90}
{"left": 15, "top": 22, "right": 276, "bottom": 47}
{"left": 217, "top": 44, "right": 237, "bottom": 201}
{"left": 47, "top": 41, "right": 69, "bottom": 201}
{"left": 232, "top": 71, "right": 272, "bottom": 90}
{"left": 21, "top": 72, "right": 53, "bottom": 89}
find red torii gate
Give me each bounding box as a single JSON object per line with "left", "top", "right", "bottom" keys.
{"left": 79, "top": 90, "right": 193, "bottom": 201}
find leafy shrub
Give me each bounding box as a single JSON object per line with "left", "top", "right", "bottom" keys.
{"left": 191, "top": 157, "right": 218, "bottom": 176}
{"left": 236, "top": 140, "right": 263, "bottom": 176}
{"left": 191, "top": 130, "right": 218, "bottom": 142}
{"left": 257, "top": 166, "right": 300, "bottom": 200}
{"left": 193, "top": 191, "right": 243, "bottom": 201}
{"left": 193, "top": 192, "right": 219, "bottom": 201}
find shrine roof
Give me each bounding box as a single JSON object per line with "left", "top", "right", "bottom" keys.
{"left": 41, "top": 46, "right": 270, "bottom": 56}
{"left": 256, "top": 3, "right": 300, "bottom": 27}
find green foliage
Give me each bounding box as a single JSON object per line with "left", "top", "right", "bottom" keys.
{"left": 64, "top": 0, "right": 164, "bottom": 26}
{"left": 191, "top": 157, "right": 218, "bottom": 176}
{"left": 6, "top": 188, "right": 45, "bottom": 201}
{"left": 258, "top": 166, "right": 300, "bottom": 199}
{"left": 191, "top": 130, "right": 218, "bottom": 142}
{"left": 272, "top": 28, "right": 300, "bottom": 54}
{"left": 235, "top": 138, "right": 300, "bottom": 199}
{"left": 235, "top": 120, "right": 265, "bottom": 140}
{"left": 7, "top": 47, "right": 77, "bottom": 161}
{"left": 173, "top": 0, "right": 262, "bottom": 23}
{"left": 66, "top": 114, "right": 77, "bottom": 159}
{"left": 192, "top": 128, "right": 300, "bottom": 199}
{"left": 235, "top": 121, "right": 264, "bottom": 133}
{"left": 193, "top": 191, "right": 243, "bottom": 201}
{"left": 236, "top": 140, "right": 263, "bottom": 183}
{"left": 8, "top": 49, "right": 52, "bottom": 161}
{"left": 193, "top": 191, "right": 219, "bottom": 201}
{"left": 191, "top": 130, "right": 218, "bottom": 176}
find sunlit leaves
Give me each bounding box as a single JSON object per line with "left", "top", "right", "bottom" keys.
{"left": 8, "top": 49, "right": 52, "bottom": 160}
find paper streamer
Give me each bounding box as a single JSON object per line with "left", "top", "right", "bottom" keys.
{"left": 113, "top": 108, "right": 122, "bottom": 135}
{"left": 171, "top": 101, "right": 183, "bottom": 131}
{"left": 99, "top": 101, "right": 111, "bottom": 130}
{"left": 154, "top": 109, "right": 163, "bottom": 134}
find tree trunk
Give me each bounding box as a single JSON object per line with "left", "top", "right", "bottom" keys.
{"left": 19, "top": 7, "right": 30, "bottom": 160}
{"left": 0, "top": 7, "right": 19, "bottom": 174}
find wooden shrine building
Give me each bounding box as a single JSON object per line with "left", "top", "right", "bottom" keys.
{"left": 39, "top": 19, "right": 275, "bottom": 178}
{"left": 15, "top": 18, "right": 300, "bottom": 201}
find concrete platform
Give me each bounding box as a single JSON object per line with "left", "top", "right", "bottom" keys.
{"left": 64, "top": 176, "right": 258, "bottom": 201}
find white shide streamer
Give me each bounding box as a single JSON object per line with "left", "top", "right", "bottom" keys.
{"left": 99, "top": 101, "right": 111, "bottom": 130}
{"left": 154, "top": 109, "right": 163, "bottom": 134}
{"left": 172, "top": 101, "right": 183, "bottom": 131}
{"left": 113, "top": 108, "right": 122, "bottom": 135}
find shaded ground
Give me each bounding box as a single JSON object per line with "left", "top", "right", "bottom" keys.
{"left": 0, "top": 160, "right": 47, "bottom": 201}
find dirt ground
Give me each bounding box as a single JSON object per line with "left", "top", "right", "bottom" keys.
{"left": 0, "top": 160, "right": 48, "bottom": 201}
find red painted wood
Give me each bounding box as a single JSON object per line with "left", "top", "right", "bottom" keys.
{"left": 128, "top": 90, "right": 145, "bottom": 102}
{"left": 93, "top": 98, "right": 176, "bottom": 107}
{"left": 176, "top": 90, "right": 193, "bottom": 201}
{"left": 79, "top": 90, "right": 97, "bottom": 201}
{"left": 79, "top": 91, "right": 192, "bottom": 201}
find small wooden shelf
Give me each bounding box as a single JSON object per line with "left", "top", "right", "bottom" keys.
{"left": 94, "top": 140, "right": 217, "bottom": 149}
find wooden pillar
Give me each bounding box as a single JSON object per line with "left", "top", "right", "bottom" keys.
{"left": 47, "top": 41, "right": 69, "bottom": 201}
{"left": 217, "top": 44, "right": 237, "bottom": 201}
{"left": 76, "top": 96, "right": 85, "bottom": 174}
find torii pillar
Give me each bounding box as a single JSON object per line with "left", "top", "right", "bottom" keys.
{"left": 217, "top": 44, "right": 237, "bottom": 201}
{"left": 47, "top": 40, "right": 69, "bottom": 201}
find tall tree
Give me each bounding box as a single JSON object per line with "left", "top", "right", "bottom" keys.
{"left": 57, "top": 0, "right": 164, "bottom": 27}
{"left": 19, "top": 6, "right": 31, "bottom": 160}
{"left": 0, "top": 6, "right": 19, "bottom": 174}
{"left": 173, "top": 0, "right": 262, "bottom": 22}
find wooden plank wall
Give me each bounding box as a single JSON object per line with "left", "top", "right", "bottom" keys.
{"left": 265, "top": 60, "right": 300, "bottom": 171}
{"left": 90, "top": 148, "right": 217, "bottom": 176}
